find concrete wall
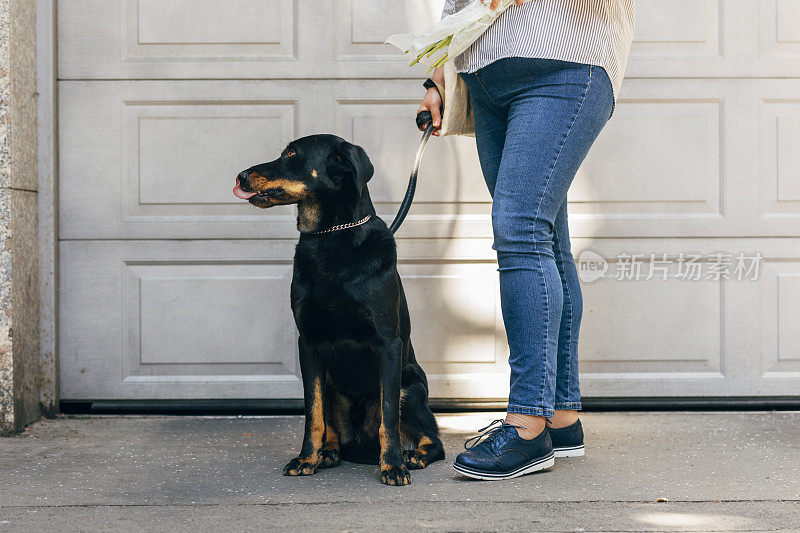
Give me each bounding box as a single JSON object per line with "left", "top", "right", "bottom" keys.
{"left": 0, "top": 0, "right": 39, "bottom": 436}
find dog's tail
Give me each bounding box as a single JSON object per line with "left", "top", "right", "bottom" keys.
{"left": 340, "top": 442, "right": 380, "bottom": 465}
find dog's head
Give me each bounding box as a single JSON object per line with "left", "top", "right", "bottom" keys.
{"left": 234, "top": 135, "right": 374, "bottom": 231}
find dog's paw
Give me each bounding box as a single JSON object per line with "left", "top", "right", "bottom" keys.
{"left": 283, "top": 456, "right": 319, "bottom": 476}
{"left": 319, "top": 448, "right": 341, "bottom": 468}
{"left": 380, "top": 464, "right": 411, "bottom": 486}
{"left": 403, "top": 449, "right": 429, "bottom": 470}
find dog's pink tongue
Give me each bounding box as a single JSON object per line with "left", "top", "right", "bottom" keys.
{"left": 233, "top": 179, "right": 257, "bottom": 200}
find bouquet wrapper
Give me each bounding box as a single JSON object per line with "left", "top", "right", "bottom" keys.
{"left": 386, "top": 0, "right": 520, "bottom": 71}
{"left": 386, "top": 0, "right": 524, "bottom": 136}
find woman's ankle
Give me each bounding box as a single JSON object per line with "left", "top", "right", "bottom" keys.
{"left": 547, "top": 410, "right": 579, "bottom": 429}
{"left": 505, "top": 412, "right": 546, "bottom": 439}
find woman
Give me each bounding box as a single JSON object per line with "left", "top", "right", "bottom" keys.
{"left": 417, "top": 0, "right": 634, "bottom": 480}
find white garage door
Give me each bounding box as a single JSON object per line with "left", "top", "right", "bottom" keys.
{"left": 59, "top": 0, "right": 800, "bottom": 401}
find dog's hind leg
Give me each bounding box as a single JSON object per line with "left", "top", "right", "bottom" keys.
{"left": 401, "top": 379, "right": 445, "bottom": 470}
{"left": 284, "top": 337, "right": 325, "bottom": 476}
{"left": 404, "top": 432, "right": 445, "bottom": 469}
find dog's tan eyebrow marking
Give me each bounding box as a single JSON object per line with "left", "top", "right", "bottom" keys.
{"left": 311, "top": 169, "right": 318, "bottom": 178}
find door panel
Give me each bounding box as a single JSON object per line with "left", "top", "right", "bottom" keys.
{"left": 60, "top": 238, "right": 800, "bottom": 399}
{"left": 58, "top": 1, "right": 800, "bottom": 79}
{"left": 60, "top": 78, "right": 800, "bottom": 240}
{"left": 59, "top": 240, "right": 301, "bottom": 400}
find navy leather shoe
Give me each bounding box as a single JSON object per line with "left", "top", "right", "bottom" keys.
{"left": 549, "top": 419, "right": 585, "bottom": 457}
{"left": 453, "top": 420, "right": 554, "bottom": 480}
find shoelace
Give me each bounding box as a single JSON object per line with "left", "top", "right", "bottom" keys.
{"left": 464, "top": 419, "right": 523, "bottom": 450}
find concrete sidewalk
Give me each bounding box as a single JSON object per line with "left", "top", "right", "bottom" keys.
{"left": 1, "top": 412, "right": 798, "bottom": 532}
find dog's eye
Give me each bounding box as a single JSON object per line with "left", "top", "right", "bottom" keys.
{"left": 285, "top": 149, "right": 296, "bottom": 158}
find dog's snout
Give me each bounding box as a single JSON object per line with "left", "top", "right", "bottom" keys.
{"left": 237, "top": 170, "right": 251, "bottom": 184}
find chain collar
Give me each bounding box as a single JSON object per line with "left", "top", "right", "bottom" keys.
{"left": 311, "top": 214, "right": 372, "bottom": 235}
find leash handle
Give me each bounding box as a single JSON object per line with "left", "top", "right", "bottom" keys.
{"left": 416, "top": 110, "right": 434, "bottom": 132}
{"left": 388, "top": 112, "right": 435, "bottom": 234}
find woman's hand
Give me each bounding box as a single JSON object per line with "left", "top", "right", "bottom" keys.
{"left": 417, "top": 67, "right": 445, "bottom": 136}
{"left": 490, "top": 0, "right": 523, "bottom": 9}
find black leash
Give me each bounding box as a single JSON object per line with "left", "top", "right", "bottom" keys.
{"left": 388, "top": 110, "right": 435, "bottom": 234}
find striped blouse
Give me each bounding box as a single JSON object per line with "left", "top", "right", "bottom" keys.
{"left": 441, "top": 0, "right": 635, "bottom": 102}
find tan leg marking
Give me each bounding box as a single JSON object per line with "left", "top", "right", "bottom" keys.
{"left": 332, "top": 392, "right": 353, "bottom": 444}
{"left": 417, "top": 435, "right": 434, "bottom": 454}
{"left": 378, "top": 386, "right": 410, "bottom": 486}
{"left": 307, "top": 378, "right": 325, "bottom": 460}
{"left": 377, "top": 385, "right": 393, "bottom": 473}
{"left": 404, "top": 435, "right": 437, "bottom": 469}
{"left": 320, "top": 410, "right": 341, "bottom": 468}
{"left": 285, "top": 378, "right": 324, "bottom": 475}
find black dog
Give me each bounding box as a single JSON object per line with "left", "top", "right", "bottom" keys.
{"left": 234, "top": 135, "right": 444, "bottom": 486}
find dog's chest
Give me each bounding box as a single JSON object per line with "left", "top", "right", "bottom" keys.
{"left": 293, "top": 289, "right": 377, "bottom": 343}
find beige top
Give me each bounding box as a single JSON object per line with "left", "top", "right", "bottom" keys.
{"left": 442, "top": 0, "right": 635, "bottom": 101}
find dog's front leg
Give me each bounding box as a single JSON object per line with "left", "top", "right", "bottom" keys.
{"left": 284, "top": 337, "right": 325, "bottom": 476}
{"left": 378, "top": 338, "right": 411, "bottom": 486}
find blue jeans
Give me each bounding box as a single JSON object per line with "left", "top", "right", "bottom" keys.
{"left": 460, "top": 58, "right": 614, "bottom": 418}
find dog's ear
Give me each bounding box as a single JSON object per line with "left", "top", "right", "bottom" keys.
{"left": 326, "top": 141, "right": 374, "bottom": 192}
